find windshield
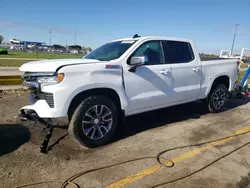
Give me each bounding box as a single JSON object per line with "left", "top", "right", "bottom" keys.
{"left": 84, "top": 40, "right": 136, "bottom": 61}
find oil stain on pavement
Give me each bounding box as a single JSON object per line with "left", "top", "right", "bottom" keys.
{"left": 188, "top": 126, "right": 219, "bottom": 143}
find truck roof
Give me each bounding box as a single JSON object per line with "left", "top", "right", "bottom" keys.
{"left": 111, "top": 36, "right": 192, "bottom": 43}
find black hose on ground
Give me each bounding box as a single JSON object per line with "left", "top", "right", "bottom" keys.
{"left": 15, "top": 129, "right": 250, "bottom": 188}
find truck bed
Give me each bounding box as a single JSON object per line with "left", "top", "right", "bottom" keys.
{"left": 199, "top": 58, "right": 238, "bottom": 98}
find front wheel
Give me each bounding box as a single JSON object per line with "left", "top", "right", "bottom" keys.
{"left": 68, "top": 95, "right": 118, "bottom": 148}
{"left": 207, "top": 84, "right": 228, "bottom": 113}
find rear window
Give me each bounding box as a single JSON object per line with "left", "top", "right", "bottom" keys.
{"left": 162, "top": 41, "right": 195, "bottom": 64}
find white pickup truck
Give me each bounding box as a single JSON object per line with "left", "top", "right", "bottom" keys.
{"left": 19, "top": 36, "right": 239, "bottom": 148}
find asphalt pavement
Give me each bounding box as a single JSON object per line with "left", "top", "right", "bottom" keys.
{"left": 1, "top": 94, "right": 250, "bottom": 188}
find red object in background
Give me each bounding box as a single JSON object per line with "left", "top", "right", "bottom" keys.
{"left": 237, "top": 60, "right": 240, "bottom": 66}
{"left": 245, "top": 90, "right": 250, "bottom": 98}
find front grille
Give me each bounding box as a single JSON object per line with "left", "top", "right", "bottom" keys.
{"left": 29, "top": 91, "right": 55, "bottom": 108}
{"left": 24, "top": 76, "right": 37, "bottom": 82}
{"left": 27, "top": 86, "right": 54, "bottom": 108}
{"left": 44, "top": 93, "right": 54, "bottom": 108}
{"left": 22, "top": 73, "right": 55, "bottom": 108}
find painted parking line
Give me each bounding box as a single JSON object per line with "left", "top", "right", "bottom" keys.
{"left": 106, "top": 125, "right": 250, "bottom": 188}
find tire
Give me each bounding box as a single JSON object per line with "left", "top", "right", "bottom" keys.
{"left": 68, "top": 95, "right": 118, "bottom": 148}
{"left": 207, "top": 84, "right": 228, "bottom": 113}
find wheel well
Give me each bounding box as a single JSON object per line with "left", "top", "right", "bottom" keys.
{"left": 211, "top": 75, "right": 230, "bottom": 91}
{"left": 68, "top": 88, "right": 122, "bottom": 120}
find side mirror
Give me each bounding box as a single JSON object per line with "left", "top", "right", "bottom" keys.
{"left": 130, "top": 56, "right": 148, "bottom": 66}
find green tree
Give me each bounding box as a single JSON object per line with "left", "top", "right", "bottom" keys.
{"left": 69, "top": 45, "right": 82, "bottom": 51}
{"left": 0, "top": 35, "right": 4, "bottom": 44}
{"left": 87, "top": 47, "right": 92, "bottom": 52}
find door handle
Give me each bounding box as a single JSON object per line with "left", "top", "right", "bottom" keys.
{"left": 192, "top": 68, "right": 200, "bottom": 72}
{"left": 160, "top": 69, "right": 170, "bottom": 75}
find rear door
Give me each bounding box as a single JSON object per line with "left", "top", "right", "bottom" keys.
{"left": 162, "top": 40, "right": 202, "bottom": 103}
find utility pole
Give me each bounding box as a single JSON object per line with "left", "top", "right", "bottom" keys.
{"left": 66, "top": 36, "right": 67, "bottom": 46}
{"left": 230, "top": 23, "right": 239, "bottom": 56}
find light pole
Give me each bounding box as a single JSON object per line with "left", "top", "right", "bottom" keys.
{"left": 66, "top": 36, "right": 68, "bottom": 52}
{"left": 48, "top": 25, "right": 52, "bottom": 46}
{"left": 74, "top": 28, "right": 76, "bottom": 45}
{"left": 230, "top": 23, "right": 239, "bottom": 56}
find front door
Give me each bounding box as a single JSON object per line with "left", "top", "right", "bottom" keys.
{"left": 123, "top": 40, "right": 175, "bottom": 115}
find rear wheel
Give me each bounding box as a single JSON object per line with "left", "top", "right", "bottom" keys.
{"left": 207, "top": 84, "right": 228, "bottom": 113}
{"left": 68, "top": 95, "right": 118, "bottom": 148}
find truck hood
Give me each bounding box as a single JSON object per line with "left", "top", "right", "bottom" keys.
{"left": 19, "top": 58, "right": 101, "bottom": 72}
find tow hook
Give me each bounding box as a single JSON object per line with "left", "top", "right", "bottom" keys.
{"left": 18, "top": 109, "right": 56, "bottom": 154}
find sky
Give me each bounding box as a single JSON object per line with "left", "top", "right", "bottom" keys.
{"left": 0, "top": 0, "right": 249, "bottom": 54}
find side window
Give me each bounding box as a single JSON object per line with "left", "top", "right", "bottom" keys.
{"left": 131, "top": 41, "right": 163, "bottom": 65}
{"left": 162, "top": 40, "right": 195, "bottom": 64}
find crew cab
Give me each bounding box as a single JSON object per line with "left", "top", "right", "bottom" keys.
{"left": 19, "top": 36, "right": 239, "bottom": 148}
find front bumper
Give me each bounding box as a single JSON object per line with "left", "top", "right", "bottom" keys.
{"left": 21, "top": 100, "right": 66, "bottom": 118}
{"left": 20, "top": 73, "right": 70, "bottom": 118}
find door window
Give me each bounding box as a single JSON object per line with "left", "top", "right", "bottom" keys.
{"left": 162, "top": 41, "right": 195, "bottom": 64}
{"left": 130, "top": 41, "right": 164, "bottom": 65}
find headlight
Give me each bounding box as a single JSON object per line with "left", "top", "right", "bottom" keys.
{"left": 37, "top": 73, "right": 65, "bottom": 85}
